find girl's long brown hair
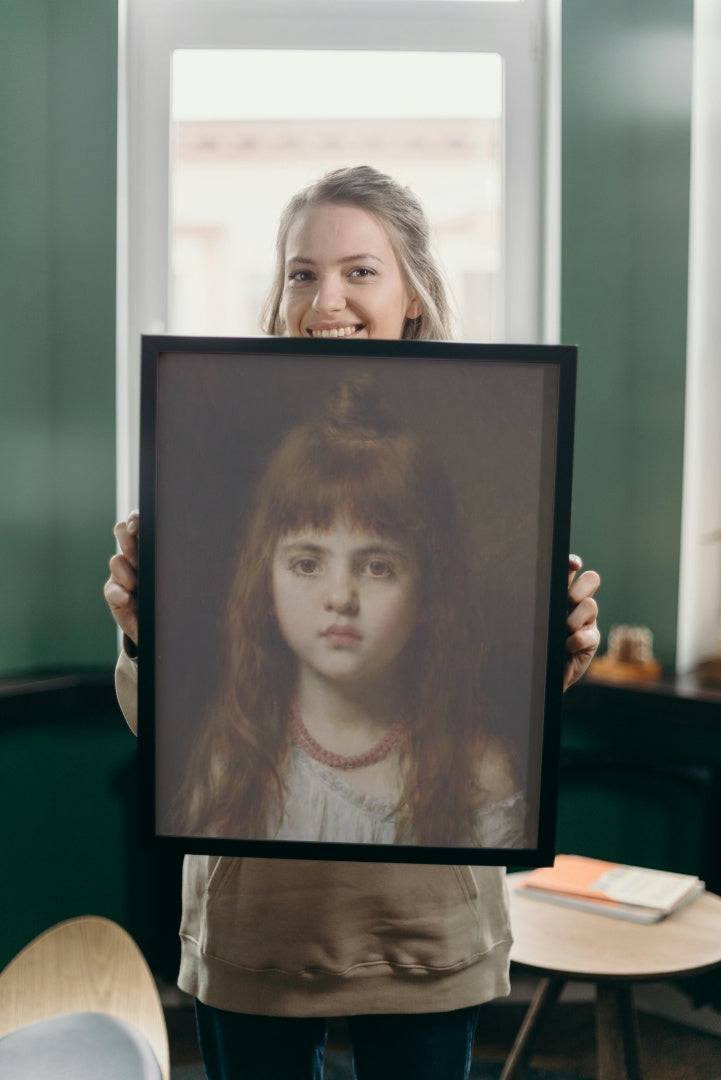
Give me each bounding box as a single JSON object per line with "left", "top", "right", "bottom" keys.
{"left": 173, "top": 376, "right": 494, "bottom": 845}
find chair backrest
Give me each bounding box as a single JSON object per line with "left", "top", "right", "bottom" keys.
{"left": 0, "top": 915, "right": 170, "bottom": 1080}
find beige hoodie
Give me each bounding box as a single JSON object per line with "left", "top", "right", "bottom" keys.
{"left": 116, "top": 650, "right": 513, "bottom": 1016}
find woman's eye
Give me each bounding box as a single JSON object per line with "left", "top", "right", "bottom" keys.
{"left": 349, "top": 267, "right": 375, "bottom": 279}
{"left": 291, "top": 557, "right": 322, "bottom": 575}
{"left": 288, "top": 270, "right": 313, "bottom": 283}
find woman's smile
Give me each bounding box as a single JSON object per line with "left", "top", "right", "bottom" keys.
{"left": 307, "top": 323, "right": 365, "bottom": 339}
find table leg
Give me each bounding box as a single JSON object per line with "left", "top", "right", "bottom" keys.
{"left": 596, "top": 982, "right": 643, "bottom": 1080}
{"left": 499, "top": 976, "right": 565, "bottom": 1080}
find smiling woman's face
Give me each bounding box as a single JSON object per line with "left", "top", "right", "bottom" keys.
{"left": 280, "top": 203, "right": 421, "bottom": 341}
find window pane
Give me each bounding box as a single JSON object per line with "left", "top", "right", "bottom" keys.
{"left": 335, "top": 1, "right": 521, "bottom": 3}
{"left": 170, "top": 50, "right": 503, "bottom": 340}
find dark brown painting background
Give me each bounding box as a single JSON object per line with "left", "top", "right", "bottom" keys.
{"left": 150, "top": 348, "right": 560, "bottom": 850}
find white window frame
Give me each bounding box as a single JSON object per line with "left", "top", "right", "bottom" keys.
{"left": 116, "top": 0, "right": 559, "bottom": 511}
{"left": 676, "top": 0, "right": 721, "bottom": 674}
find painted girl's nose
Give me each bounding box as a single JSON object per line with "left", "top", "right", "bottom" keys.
{"left": 324, "top": 574, "right": 359, "bottom": 614}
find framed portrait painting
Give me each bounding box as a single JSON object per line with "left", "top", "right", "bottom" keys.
{"left": 137, "top": 336, "right": 576, "bottom": 866}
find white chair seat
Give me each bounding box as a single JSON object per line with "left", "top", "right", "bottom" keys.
{"left": 0, "top": 1011, "right": 162, "bottom": 1079}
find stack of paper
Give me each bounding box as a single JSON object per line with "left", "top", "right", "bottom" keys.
{"left": 516, "top": 855, "right": 705, "bottom": 923}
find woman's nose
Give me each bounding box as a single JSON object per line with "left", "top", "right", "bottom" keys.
{"left": 313, "top": 274, "right": 345, "bottom": 315}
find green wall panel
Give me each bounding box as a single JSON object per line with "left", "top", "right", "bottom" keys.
{"left": 0, "top": 701, "right": 133, "bottom": 967}
{"left": 0, "top": 684, "right": 184, "bottom": 977}
{"left": 559, "top": 685, "right": 721, "bottom": 889}
{"left": 562, "top": 1, "right": 693, "bottom": 669}
{"left": 0, "top": 2, "right": 54, "bottom": 668}
{"left": 0, "top": 0, "right": 118, "bottom": 674}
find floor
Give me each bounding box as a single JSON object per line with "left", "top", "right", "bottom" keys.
{"left": 474, "top": 999, "right": 721, "bottom": 1079}
{"left": 165, "top": 980, "right": 721, "bottom": 1079}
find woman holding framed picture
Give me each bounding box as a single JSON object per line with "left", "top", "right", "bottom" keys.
{"left": 105, "top": 166, "right": 600, "bottom": 1080}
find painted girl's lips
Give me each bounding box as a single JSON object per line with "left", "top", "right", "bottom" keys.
{"left": 307, "top": 324, "right": 364, "bottom": 339}
{"left": 322, "top": 625, "right": 361, "bottom": 646}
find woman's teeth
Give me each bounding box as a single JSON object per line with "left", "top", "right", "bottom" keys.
{"left": 310, "top": 325, "right": 360, "bottom": 338}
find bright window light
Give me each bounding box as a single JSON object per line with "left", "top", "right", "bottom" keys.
{"left": 170, "top": 50, "right": 503, "bottom": 341}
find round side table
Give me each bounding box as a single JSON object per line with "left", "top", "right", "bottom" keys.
{"left": 502, "top": 873, "right": 721, "bottom": 1080}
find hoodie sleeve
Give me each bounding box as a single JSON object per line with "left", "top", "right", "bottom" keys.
{"left": 115, "top": 647, "right": 139, "bottom": 736}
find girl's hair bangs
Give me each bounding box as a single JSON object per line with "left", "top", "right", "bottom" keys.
{"left": 266, "top": 440, "right": 430, "bottom": 551}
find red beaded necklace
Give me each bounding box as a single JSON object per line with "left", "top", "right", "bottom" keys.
{"left": 290, "top": 706, "right": 406, "bottom": 770}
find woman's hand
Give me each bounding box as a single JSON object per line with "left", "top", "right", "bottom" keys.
{"left": 564, "top": 554, "right": 600, "bottom": 691}
{"left": 103, "top": 510, "right": 139, "bottom": 646}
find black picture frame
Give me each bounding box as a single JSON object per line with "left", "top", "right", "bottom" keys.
{"left": 138, "top": 335, "right": 576, "bottom": 866}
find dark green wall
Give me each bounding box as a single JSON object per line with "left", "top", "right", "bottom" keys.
{"left": 1, "top": 686, "right": 133, "bottom": 966}
{"left": 558, "top": 681, "right": 721, "bottom": 890}
{"left": 0, "top": 0, "right": 130, "bottom": 971}
{"left": 0, "top": 682, "right": 183, "bottom": 973}
{"left": 563, "top": 0, "right": 693, "bottom": 669}
{"left": 0, "top": 0, "right": 118, "bottom": 675}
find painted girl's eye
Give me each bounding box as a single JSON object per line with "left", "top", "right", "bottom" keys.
{"left": 364, "top": 559, "right": 395, "bottom": 579}
{"left": 290, "top": 556, "right": 322, "bottom": 576}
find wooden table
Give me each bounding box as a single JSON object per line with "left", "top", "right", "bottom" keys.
{"left": 503, "top": 873, "right": 721, "bottom": 1080}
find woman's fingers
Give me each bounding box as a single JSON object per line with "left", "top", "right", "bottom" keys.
{"left": 103, "top": 576, "right": 139, "bottom": 643}
{"left": 113, "top": 511, "right": 139, "bottom": 568}
{"left": 567, "top": 553, "right": 583, "bottom": 586}
{"left": 566, "top": 590, "right": 600, "bottom": 636}
{"left": 568, "top": 563, "right": 601, "bottom": 606}
{"left": 108, "top": 551, "right": 137, "bottom": 591}
{"left": 564, "top": 559, "right": 601, "bottom": 690}
{"left": 565, "top": 621, "right": 601, "bottom": 657}
{"left": 105, "top": 512, "right": 140, "bottom": 645}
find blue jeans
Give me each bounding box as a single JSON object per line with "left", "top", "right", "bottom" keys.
{"left": 195, "top": 1000, "right": 481, "bottom": 1080}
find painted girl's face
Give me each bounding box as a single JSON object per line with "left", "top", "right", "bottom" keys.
{"left": 271, "top": 518, "right": 421, "bottom": 689}
{"left": 281, "top": 203, "right": 421, "bottom": 340}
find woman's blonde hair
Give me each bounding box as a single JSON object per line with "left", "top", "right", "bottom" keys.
{"left": 173, "top": 377, "right": 494, "bottom": 845}
{"left": 262, "top": 165, "right": 454, "bottom": 341}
